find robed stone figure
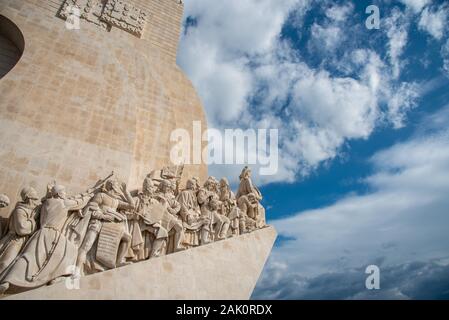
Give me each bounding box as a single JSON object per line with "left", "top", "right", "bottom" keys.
{"left": 0, "top": 185, "right": 90, "bottom": 294}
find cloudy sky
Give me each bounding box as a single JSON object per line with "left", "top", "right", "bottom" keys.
{"left": 177, "top": 0, "right": 449, "bottom": 299}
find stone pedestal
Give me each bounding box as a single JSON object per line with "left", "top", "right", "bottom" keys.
{"left": 4, "top": 226, "right": 277, "bottom": 300}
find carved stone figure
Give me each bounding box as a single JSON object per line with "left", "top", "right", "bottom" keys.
{"left": 129, "top": 177, "right": 169, "bottom": 260}
{"left": 236, "top": 167, "right": 266, "bottom": 231}
{"left": 176, "top": 179, "right": 210, "bottom": 247}
{"left": 0, "top": 194, "right": 10, "bottom": 240}
{"left": 0, "top": 187, "right": 40, "bottom": 274}
{"left": 0, "top": 165, "right": 268, "bottom": 295}
{"left": 154, "top": 180, "right": 184, "bottom": 252}
{"left": 76, "top": 179, "right": 134, "bottom": 274}
{"left": 0, "top": 185, "right": 90, "bottom": 294}
{"left": 0, "top": 194, "right": 9, "bottom": 209}
{"left": 199, "top": 177, "right": 230, "bottom": 240}
{"left": 197, "top": 176, "right": 219, "bottom": 206}
{"left": 219, "top": 178, "right": 241, "bottom": 236}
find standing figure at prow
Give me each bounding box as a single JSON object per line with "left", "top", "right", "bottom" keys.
{"left": 0, "top": 194, "right": 10, "bottom": 240}
{"left": 236, "top": 166, "right": 266, "bottom": 232}
{"left": 0, "top": 187, "right": 40, "bottom": 274}
{"left": 0, "top": 185, "right": 91, "bottom": 294}
{"left": 76, "top": 179, "right": 134, "bottom": 274}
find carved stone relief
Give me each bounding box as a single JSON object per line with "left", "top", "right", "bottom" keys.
{"left": 101, "top": 0, "right": 148, "bottom": 38}
{"left": 0, "top": 166, "right": 267, "bottom": 295}
{"left": 58, "top": 0, "right": 148, "bottom": 37}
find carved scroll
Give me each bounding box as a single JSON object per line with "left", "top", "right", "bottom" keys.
{"left": 96, "top": 222, "right": 124, "bottom": 269}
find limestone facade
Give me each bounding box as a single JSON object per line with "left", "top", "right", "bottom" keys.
{"left": 0, "top": 0, "right": 208, "bottom": 218}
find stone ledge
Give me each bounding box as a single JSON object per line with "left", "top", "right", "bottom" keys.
{"left": 4, "top": 226, "right": 277, "bottom": 300}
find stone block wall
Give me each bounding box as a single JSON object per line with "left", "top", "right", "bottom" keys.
{"left": 0, "top": 0, "right": 208, "bottom": 216}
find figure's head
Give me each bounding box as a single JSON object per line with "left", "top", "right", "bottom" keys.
{"left": 204, "top": 176, "right": 218, "bottom": 192}
{"left": 105, "top": 179, "right": 122, "bottom": 194}
{"left": 51, "top": 185, "right": 67, "bottom": 199}
{"left": 0, "top": 194, "right": 10, "bottom": 208}
{"left": 219, "top": 178, "right": 229, "bottom": 189}
{"left": 158, "top": 180, "right": 173, "bottom": 194}
{"left": 191, "top": 177, "right": 200, "bottom": 190}
{"left": 169, "top": 180, "right": 177, "bottom": 194}
{"left": 20, "top": 186, "right": 39, "bottom": 203}
{"left": 209, "top": 198, "right": 219, "bottom": 210}
{"left": 185, "top": 179, "right": 195, "bottom": 190}
{"left": 239, "top": 166, "right": 251, "bottom": 180}
{"left": 142, "top": 177, "right": 155, "bottom": 195}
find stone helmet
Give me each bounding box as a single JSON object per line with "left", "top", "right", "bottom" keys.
{"left": 158, "top": 179, "right": 173, "bottom": 192}
{"left": 0, "top": 194, "right": 10, "bottom": 208}
{"left": 20, "top": 186, "right": 39, "bottom": 202}
{"left": 51, "top": 185, "right": 66, "bottom": 199}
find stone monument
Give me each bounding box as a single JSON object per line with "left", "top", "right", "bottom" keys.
{"left": 0, "top": 0, "right": 276, "bottom": 299}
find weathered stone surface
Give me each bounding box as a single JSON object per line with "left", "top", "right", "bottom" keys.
{"left": 4, "top": 226, "right": 277, "bottom": 300}
{"left": 0, "top": 0, "right": 208, "bottom": 214}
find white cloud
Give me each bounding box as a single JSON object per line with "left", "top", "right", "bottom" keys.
{"left": 399, "top": 0, "right": 431, "bottom": 14}
{"left": 308, "top": 3, "right": 353, "bottom": 55}
{"left": 418, "top": 5, "right": 448, "bottom": 40}
{"left": 310, "top": 23, "right": 343, "bottom": 52}
{"left": 384, "top": 9, "right": 410, "bottom": 79}
{"left": 442, "top": 39, "right": 449, "bottom": 76}
{"left": 178, "top": 1, "right": 420, "bottom": 186}
{"left": 254, "top": 109, "right": 449, "bottom": 298}
{"left": 178, "top": 0, "right": 302, "bottom": 125}
{"left": 384, "top": 82, "right": 420, "bottom": 128}
{"left": 325, "top": 2, "right": 353, "bottom": 22}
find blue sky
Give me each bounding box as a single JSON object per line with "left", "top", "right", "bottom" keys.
{"left": 178, "top": 0, "right": 449, "bottom": 299}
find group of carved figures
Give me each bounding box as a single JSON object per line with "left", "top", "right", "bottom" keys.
{"left": 0, "top": 166, "right": 265, "bottom": 294}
